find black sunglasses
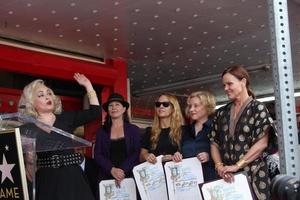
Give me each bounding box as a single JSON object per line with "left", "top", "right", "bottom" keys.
{"left": 155, "top": 101, "right": 171, "bottom": 108}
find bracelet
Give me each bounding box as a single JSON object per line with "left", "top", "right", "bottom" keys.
{"left": 87, "top": 90, "right": 97, "bottom": 98}
{"left": 236, "top": 159, "right": 247, "bottom": 169}
{"left": 215, "top": 162, "right": 224, "bottom": 170}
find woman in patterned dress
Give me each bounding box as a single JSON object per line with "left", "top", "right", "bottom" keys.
{"left": 208, "top": 65, "right": 277, "bottom": 200}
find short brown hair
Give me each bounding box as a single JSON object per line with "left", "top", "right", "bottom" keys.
{"left": 222, "top": 65, "right": 255, "bottom": 98}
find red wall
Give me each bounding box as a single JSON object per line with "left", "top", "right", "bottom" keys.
{"left": 0, "top": 43, "right": 128, "bottom": 157}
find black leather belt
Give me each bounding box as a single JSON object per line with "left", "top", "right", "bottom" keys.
{"left": 37, "top": 153, "right": 83, "bottom": 168}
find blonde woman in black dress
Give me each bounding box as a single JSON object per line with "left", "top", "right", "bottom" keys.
{"left": 19, "top": 73, "right": 100, "bottom": 200}
{"left": 140, "top": 94, "right": 185, "bottom": 163}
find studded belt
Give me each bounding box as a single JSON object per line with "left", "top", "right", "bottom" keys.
{"left": 37, "top": 153, "right": 83, "bottom": 168}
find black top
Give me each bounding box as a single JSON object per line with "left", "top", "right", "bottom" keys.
{"left": 94, "top": 123, "right": 141, "bottom": 182}
{"left": 181, "top": 119, "right": 216, "bottom": 182}
{"left": 141, "top": 127, "right": 180, "bottom": 156}
{"left": 209, "top": 99, "right": 277, "bottom": 199}
{"left": 182, "top": 120, "right": 212, "bottom": 158}
{"left": 110, "top": 137, "right": 127, "bottom": 167}
{"left": 82, "top": 157, "right": 99, "bottom": 199}
{"left": 20, "top": 105, "right": 101, "bottom": 200}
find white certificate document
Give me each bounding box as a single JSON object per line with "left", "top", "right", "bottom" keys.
{"left": 200, "top": 172, "right": 253, "bottom": 200}
{"left": 99, "top": 178, "right": 136, "bottom": 200}
{"left": 164, "top": 157, "right": 204, "bottom": 200}
{"left": 133, "top": 155, "right": 168, "bottom": 200}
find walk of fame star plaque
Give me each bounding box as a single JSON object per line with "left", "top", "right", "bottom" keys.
{"left": 0, "top": 129, "right": 29, "bottom": 200}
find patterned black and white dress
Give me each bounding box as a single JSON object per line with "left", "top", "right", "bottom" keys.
{"left": 208, "top": 97, "right": 277, "bottom": 200}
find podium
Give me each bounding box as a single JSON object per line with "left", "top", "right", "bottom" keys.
{"left": 0, "top": 112, "right": 92, "bottom": 200}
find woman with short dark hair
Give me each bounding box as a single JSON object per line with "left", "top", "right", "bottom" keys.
{"left": 94, "top": 93, "right": 140, "bottom": 186}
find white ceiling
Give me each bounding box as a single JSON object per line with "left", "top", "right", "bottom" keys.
{"left": 0, "top": 0, "right": 299, "bottom": 114}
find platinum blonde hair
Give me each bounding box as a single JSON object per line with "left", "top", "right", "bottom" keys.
{"left": 185, "top": 91, "right": 216, "bottom": 118}
{"left": 18, "top": 79, "right": 62, "bottom": 118}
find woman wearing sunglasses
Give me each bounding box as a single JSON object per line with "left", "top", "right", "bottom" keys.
{"left": 140, "top": 94, "right": 185, "bottom": 164}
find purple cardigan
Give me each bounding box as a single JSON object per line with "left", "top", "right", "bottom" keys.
{"left": 94, "top": 123, "right": 141, "bottom": 180}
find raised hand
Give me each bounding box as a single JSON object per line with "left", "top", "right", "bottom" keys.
{"left": 73, "top": 73, "right": 93, "bottom": 91}
{"left": 73, "top": 73, "right": 99, "bottom": 105}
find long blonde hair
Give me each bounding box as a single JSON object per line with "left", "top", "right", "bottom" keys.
{"left": 150, "top": 94, "right": 184, "bottom": 150}
{"left": 18, "top": 79, "right": 62, "bottom": 118}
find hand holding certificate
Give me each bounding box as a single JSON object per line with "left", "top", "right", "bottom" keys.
{"left": 134, "top": 156, "right": 206, "bottom": 200}
{"left": 99, "top": 178, "right": 136, "bottom": 200}
{"left": 164, "top": 157, "right": 204, "bottom": 200}
{"left": 133, "top": 155, "right": 168, "bottom": 200}
{"left": 200, "top": 172, "right": 254, "bottom": 200}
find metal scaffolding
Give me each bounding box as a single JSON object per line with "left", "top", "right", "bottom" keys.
{"left": 268, "top": 0, "right": 300, "bottom": 178}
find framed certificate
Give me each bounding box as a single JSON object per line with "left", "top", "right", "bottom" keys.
{"left": 199, "top": 172, "right": 254, "bottom": 200}
{"left": 164, "top": 157, "right": 204, "bottom": 200}
{"left": 99, "top": 178, "right": 136, "bottom": 200}
{"left": 133, "top": 155, "right": 168, "bottom": 200}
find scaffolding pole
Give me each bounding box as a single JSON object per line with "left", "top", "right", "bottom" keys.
{"left": 268, "top": 0, "right": 300, "bottom": 178}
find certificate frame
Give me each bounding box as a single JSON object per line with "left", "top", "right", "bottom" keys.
{"left": 199, "top": 171, "right": 254, "bottom": 200}
{"left": 132, "top": 155, "right": 168, "bottom": 200}
{"left": 99, "top": 178, "right": 136, "bottom": 200}
{"left": 164, "top": 157, "right": 204, "bottom": 200}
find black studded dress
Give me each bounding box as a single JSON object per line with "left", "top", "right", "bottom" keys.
{"left": 20, "top": 105, "right": 100, "bottom": 200}
{"left": 208, "top": 98, "right": 277, "bottom": 200}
